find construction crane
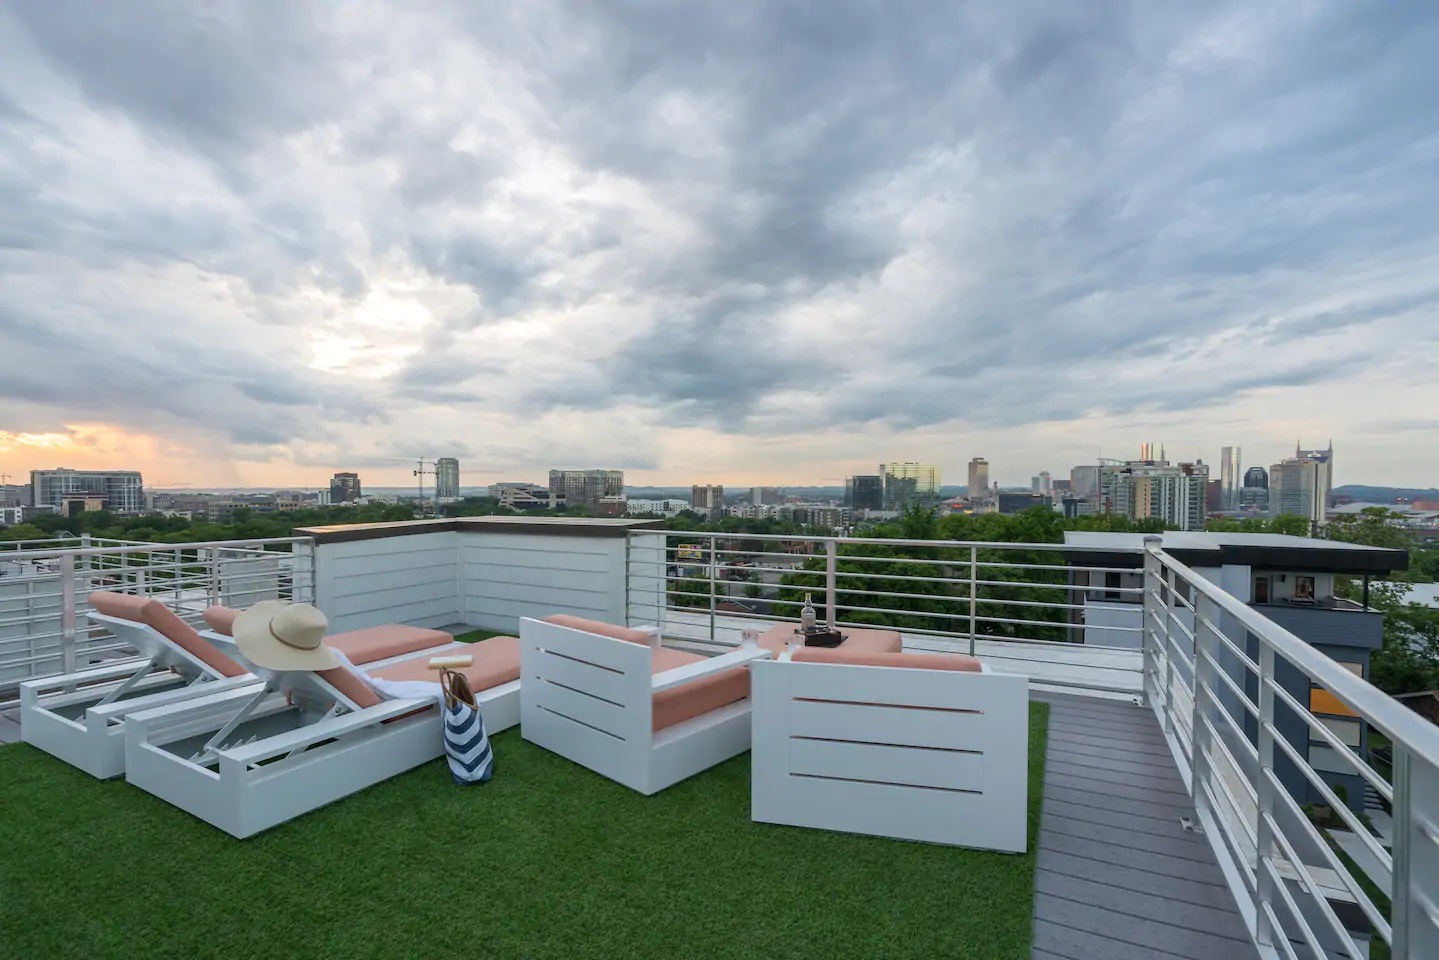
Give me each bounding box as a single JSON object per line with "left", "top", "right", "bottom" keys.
{"left": 412, "top": 458, "right": 435, "bottom": 518}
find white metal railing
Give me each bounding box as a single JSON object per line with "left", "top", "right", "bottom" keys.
{"left": 1144, "top": 537, "right": 1439, "bottom": 959}
{"left": 0, "top": 536, "right": 315, "bottom": 705}
{"left": 625, "top": 530, "right": 1148, "bottom": 695}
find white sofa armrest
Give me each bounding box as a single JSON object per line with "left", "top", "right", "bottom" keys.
{"left": 652, "top": 647, "right": 772, "bottom": 693}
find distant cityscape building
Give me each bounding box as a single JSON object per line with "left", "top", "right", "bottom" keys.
{"left": 435, "top": 458, "right": 460, "bottom": 501}
{"left": 1270, "top": 443, "right": 1334, "bottom": 529}
{"left": 487, "top": 482, "right": 549, "bottom": 510}
{"left": 0, "top": 483, "right": 31, "bottom": 507}
{"left": 879, "top": 462, "right": 941, "bottom": 510}
{"left": 30, "top": 468, "right": 144, "bottom": 515}
{"left": 1220, "top": 446, "right": 1242, "bottom": 510}
{"left": 626, "top": 498, "right": 690, "bottom": 518}
{"left": 846, "top": 475, "right": 884, "bottom": 511}
{"left": 967, "top": 458, "right": 990, "bottom": 500}
{"left": 329, "top": 472, "right": 362, "bottom": 503}
{"left": 690, "top": 484, "right": 725, "bottom": 513}
{"left": 749, "top": 486, "right": 783, "bottom": 506}
{"left": 1030, "top": 471, "right": 1052, "bottom": 495}
{"left": 1098, "top": 457, "right": 1209, "bottom": 531}
{"left": 1139, "top": 442, "right": 1164, "bottom": 462}
{"left": 548, "top": 469, "right": 624, "bottom": 511}
{"left": 1206, "top": 479, "right": 1223, "bottom": 513}
{"left": 1242, "top": 466, "right": 1270, "bottom": 511}
{"left": 1070, "top": 465, "right": 1100, "bottom": 499}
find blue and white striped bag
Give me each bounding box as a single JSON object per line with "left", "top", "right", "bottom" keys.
{"left": 440, "top": 669, "right": 494, "bottom": 784}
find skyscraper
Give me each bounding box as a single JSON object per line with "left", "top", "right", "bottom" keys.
{"left": 845, "top": 476, "right": 884, "bottom": 510}
{"left": 330, "top": 472, "right": 362, "bottom": 503}
{"left": 1096, "top": 457, "right": 1209, "bottom": 530}
{"left": 749, "top": 486, "right": 782, "bottom": 506}
{"left": 1070, "top": 465, "right": 1100, "bottom": 498}
{"left": 967, "top": 458, "right": 990, "bottom": 500}
{"left": 548, "top": 469, "right": 624, "bottom": 511}
{"left": 30, "top": 468, "right": 144, "bottom": 514}
{"left": 1269, "top": 443, "right": 1333, "bottom": 528}
{"left": 878, "top": 463, "right": 941, "bottom": 510}
{"left": 1242, "top": 466, "right": 1269, "bottom": 510}
{"left": 1220, "top": 446, "right": 1242, "bottom": 510}
{"left": 435, "top": 458, "right": 460, "bottom": 501}
{"left": 690, "top": 484, "right": 725, "bottom": 513}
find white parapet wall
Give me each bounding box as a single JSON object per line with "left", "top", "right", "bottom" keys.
{"left": 304, "top": 518, "right": 661, "bottom": 635}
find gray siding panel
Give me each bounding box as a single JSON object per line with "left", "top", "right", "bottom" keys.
{"left": 1032, "top": 694, "right": 1258, "bottom": 960}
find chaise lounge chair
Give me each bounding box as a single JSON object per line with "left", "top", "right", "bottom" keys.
{"left": 122, "top": 603, "right": 521, "bottom": 838}
{"left": 20, "top": 592, "right": 463, "bottom": 780}
{"left": 519, "top": 615, "right": 772, "bottom": 795}
{"left": 749, "top": 647, "right": 1030, "bottom": 852}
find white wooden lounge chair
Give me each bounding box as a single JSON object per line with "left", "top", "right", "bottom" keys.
{"left": 19, "top": 593, "right": 465, "bottom": 781}
{"left": 749, "top": 647, "right": 1030, "bottom": 852}
{"left": 20, "top": 591, "right": 260, "bottom": 779}
{"left": 519, "top": 616, "right": 772, "bottom": 795}
{"left": 122, "top": 622, "right": 521, "bottom": 838}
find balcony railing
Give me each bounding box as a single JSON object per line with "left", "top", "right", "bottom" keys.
{"left": 1145, "top": 537, "right": 1439, "bottom": 959}
{"left": 0, "top": 536, "right": 315, "bottom": 704}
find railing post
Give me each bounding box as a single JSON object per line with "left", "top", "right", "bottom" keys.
{"left": 968, "top": 546, "right": 978, "bottom": 657}
{"left": 1141, "top": 537, "right": 1164, "bottom": 710}
{"left": 1192, "top": 594, "right": 1220, "bottom": 807}
{"left": 708, "top": 535, "right": 717, "bottom": 645}
{"left": 207, "top": 548, "right": 221, "bottom": 607}
{"left": 1255, "top": 642, "right": 1277, "bottom": 949}
{"left": 825, "top": 540, "right": 837, "bottom": 629}
{"left": 60, "top": 553, "right": 77, "bottom": 675}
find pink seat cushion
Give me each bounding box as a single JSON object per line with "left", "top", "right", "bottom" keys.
{"left": 315, "top": 667, "right": 384, "bottom": 709}
{"left": 792, "top": 647, "right": 983, "bottom": 672}
{"left": 650, "top": 647, "right": 750, "bottom": 733}
{"left": 543, "top": 614, "right": 655, "bottom": 646}
{"left": 369, "top": 635, "right": 520, "bottom": 692}
{"left": 326, "top": 625, "right": 452, "bottom": 664}
{"left": 90, "top": 591, "right": 246, "bottom": 678}
{"left": 757, "top": 624, "right": 902, "bottom": 657}
{"left": 203, "top": 605, "right": 449, "bottom": 665}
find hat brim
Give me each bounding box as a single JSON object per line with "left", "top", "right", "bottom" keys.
{"left": 233, "top": 602, "right": 341, "bottom": 673}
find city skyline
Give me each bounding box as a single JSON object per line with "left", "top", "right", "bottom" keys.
{"left": 2, "top": 5, "right": 1438, "bottom": 489}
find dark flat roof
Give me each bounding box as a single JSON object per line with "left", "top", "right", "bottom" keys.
{"left": 1063, "top": 532, "right": 1409, "bottom": 575}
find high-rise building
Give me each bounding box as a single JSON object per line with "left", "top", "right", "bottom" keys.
{"left": 29, "top": 468, "right": 144, "bottom": 514}
{"left": 845, "top": 475, "right": 884, "bottom": 511}
{"left": 967, "top": 458, "right": 990, "bottom": 500}
{"left": 749, "top": 486, "right": 783, "bottom": 506}
{"left": 548, "top": 469, "right": 624, "bottom": 511}
{"left": 435, "top": 458, "right": 460, "bottom": 501}
{"left": 690, "top": 484, "right": 725, "bottom": 513}
{"left": 1139, "top": 442, "right": 1164, "bottom": 462}
{"left": 1070, "top": 465, "right": 1100, "bottom": 498}
{"left": 1220, "top": 446, "right": 1242, "bottom": 510}
{"left": 329, "top": 472, "right": 362, "bottom": 503}
{"left": 1269, "top": 443, "right": 1333, "bottom": 528}
{"left": 1241, "top": 466, "right": 1269, "bottom": 511}
{"left": 879, "top": 462, "right": 941, "bottom": 510}
{"left": 1097, "top": 457, "right": 1209, "bottom": 531}
{"left": 1035, "top": 471, "right": 1052, "bottom": 495}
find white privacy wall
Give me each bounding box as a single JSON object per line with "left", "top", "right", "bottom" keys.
{"left": 459, "top": 532, "right": 628, "bottom": 632}
{"left": 311, "top": 525, "right": 635, "bottom": 635}
{"left": 314, "top": 531, "right": 462, "bottom": 633}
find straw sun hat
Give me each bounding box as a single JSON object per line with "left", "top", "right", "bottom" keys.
{"left": 232, "top": 601, "right": 340, "bottom": 672}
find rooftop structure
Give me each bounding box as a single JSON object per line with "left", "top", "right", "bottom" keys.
{"left": 0, "top": 520, "right": 1435, "bottom": 958}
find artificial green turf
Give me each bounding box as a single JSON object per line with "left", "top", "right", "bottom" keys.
{"left": 454, "top": 628, "right": 503, "bottom": 643}
{"left": 0, "top": 703, "right": 1048, "bottom": 960}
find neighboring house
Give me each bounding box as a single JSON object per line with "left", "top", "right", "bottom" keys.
{"left": 1395, "top": 691, "right": 1439, "bottom": 725}
{"left": 1063, "top": 531, "right": 1409, "bottom": 817}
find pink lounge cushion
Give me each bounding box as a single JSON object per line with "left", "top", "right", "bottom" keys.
{"left": 204, "top": 605, "right": 449, "bottom": 665}
{"left": 756, "top": 624, "right": 903, "bottom": 657}
{"left": 202, "top": 605, "right": 240, "bottom": 636}
{"left": 89, "top": 591, "right": 247, "bottom": 678}
{"left": 543, "top": 614, "right": 655, "bottom": 646}
{"left": 369, "top": 635, "right": 521, "bottom": 692}
{"left": 650, "top": 647, "right": 750, "bottom": 733}
{"left": 791, "top": 647, "right": 983, "bottom": 672}
{"left": 326, "top": 624, "right": 452, "bottom": 664}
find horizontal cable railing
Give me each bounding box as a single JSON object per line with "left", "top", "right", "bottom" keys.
{"left": 1144, "top": 539, "right": 1439, "bottom": 960}
{"left": 625, "top": 530, "right": 1147, "bottom": 695}
{"left": 0, "top": 536, "right": 315, "bottom": 706}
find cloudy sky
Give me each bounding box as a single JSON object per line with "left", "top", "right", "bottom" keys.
{"left": 1, "top": 2, "right": 1436, "bottom": 491}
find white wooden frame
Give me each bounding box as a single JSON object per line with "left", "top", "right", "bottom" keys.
{"left": 121, "top": 632, "right": 520, "bottom": 838}
{"left": 519, "top": 617, "right": 771, "bottom": 795}
{"left": 19, "top": 612, "right": 261, "bottom": 779}
{"left": 750, "top": 653, "right": 1030, "bottom": 852}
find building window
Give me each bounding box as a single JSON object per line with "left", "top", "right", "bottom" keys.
{"left": 1253, "top": 576, "right": 1270, "bottom": 604}
{"left": 1315, "top": 715, "right": 1362, "bottom": 747}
